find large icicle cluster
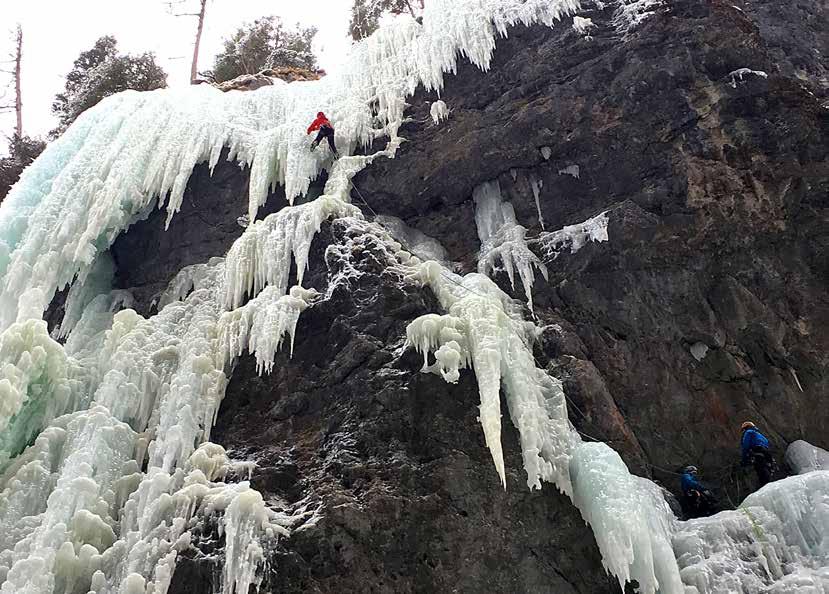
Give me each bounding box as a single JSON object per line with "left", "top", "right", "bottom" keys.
{"left": 406, "top": 262, "right": 576, "bottom": 492}
{"left": 0, "top": 1, "right": 587, "bottom": 593}
{"left": 0, "top": 0, "right": 579, "bottom": 332}
{"left": 472, "top": 180, "right": 548, "bottom": 311}
{"left": 7, "top": 0, "right": 825, "bottom": 593}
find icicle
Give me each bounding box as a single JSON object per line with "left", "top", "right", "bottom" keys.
{"left": 406, "top": 263, "right": 577, "bottom": 492}
{"left": 472, "top": 180, "right": 548, "bottom": 311}
{"left": 218, "top": 286, "right": 318, "bottom": 374}
{"left": 224, "top": 197, "right": 360, "bottom": 310}
{"left": 529, "top": 174, "right": 545, "bottom": 229}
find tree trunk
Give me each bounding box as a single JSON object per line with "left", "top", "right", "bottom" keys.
{"left": 14, "top": 25, "right": 22, "bottom": 138}
{"left": 190, "top": 0, "right": 207, "bottom": 83}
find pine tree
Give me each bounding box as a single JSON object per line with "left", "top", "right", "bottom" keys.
{"left": 209, "top": 17, "right": 318, "bottom": 84}
{"left": 51, "top": 36, "right": 167, "bottom": 136}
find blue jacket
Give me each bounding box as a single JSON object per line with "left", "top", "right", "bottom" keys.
{"left": 741, "top": 428, "right": 770, "bottom": 463}
{"left": 681, "top": 472, "right": 706, "bottom": 496}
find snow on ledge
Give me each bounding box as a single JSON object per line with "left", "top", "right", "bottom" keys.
{"left": 728, "top": 67, "right": 768, "bottom": 88}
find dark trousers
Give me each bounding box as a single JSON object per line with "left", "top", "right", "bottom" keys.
{"left": 681, "top": 490, "right": 718, "bottom": 519}
{"left": 749, "top": 447, "right": 774, "bottom": 486}
{"left": 312, "top": 125, "right": 337, "bottom": 154}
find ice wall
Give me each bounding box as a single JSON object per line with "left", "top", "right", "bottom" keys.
{"left": 0, "top": 198, "right": 358, "bottom": 593}
{"left": 674, "top": 471, "right": 829, "bottom": 593}
{"left": 0, "top": 1, "right": 586, "bottom": 592}
{"left": 0, "top": 0, "right": 579, "bottom": 333}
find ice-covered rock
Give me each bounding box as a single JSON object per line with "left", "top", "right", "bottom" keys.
{"left": 729, "top": 67, "right": 768, "bottom": 88}
{"left": 533, "top": 211, "right": 609, "bottom": 260}
{"left": 430, "top": 100, "right": 449, "bottom": 124}
{"left": 786, "top": 440, "right": 829, "bottom": 474}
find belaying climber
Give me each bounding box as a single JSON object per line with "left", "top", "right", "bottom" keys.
{"left": 680, "top": 466, "right": 718, "bottom": 518}
{"left": 741, "top": 421, "right": 774, "bottom": 486}
{"left": 306, "top": 111, "right": 339, "bottom": 157}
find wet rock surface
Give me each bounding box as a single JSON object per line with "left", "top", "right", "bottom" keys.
{"left": 103, "top": 0, "right": 829, "bottom": 591}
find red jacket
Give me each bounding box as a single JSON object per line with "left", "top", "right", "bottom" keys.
{"left": 307, "top": 113, "right": 332, "bottom": 134}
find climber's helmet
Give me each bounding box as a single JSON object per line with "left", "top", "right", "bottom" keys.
{"left": 741, "top": 421, "right": 756, "bottom": 432}
{"left": 684, "top": 465, "right": 698, "bottom": 475}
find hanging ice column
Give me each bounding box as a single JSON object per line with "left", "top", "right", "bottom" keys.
{"left": 405, "top": 261, "right": 577, "bottom": 492}
{"left": 473, "top": 180, "right": 548, "bottom": 311}
{"left": 403, "top": 258, "right": 684, "bottom": 593}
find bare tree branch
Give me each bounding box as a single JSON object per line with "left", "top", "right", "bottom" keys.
{"left": 14, "top": 24, "right": 22, "bottom": 137}
{"left": 162, "top": 0, "right": 208, "bottom": 83}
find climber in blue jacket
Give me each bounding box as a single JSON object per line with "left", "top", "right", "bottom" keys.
{"left": 680, "top": 466, "right": 718, "bottom": 518}
{"left": 741, "top": 421, "right": 774, "bottom": 486}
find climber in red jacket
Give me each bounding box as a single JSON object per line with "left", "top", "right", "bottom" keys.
{"left": 307, "top": 112, "right": 338, "bottom": 157}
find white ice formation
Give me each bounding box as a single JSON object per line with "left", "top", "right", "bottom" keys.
{"left": 430, "top": 100, "right": 450, "bottom": 124}
{"left": 674, "top": 471, "right": 829, "bottom": 593}
{"left": 529, "top": 174, "right": 546, "bottom": 230}
{"left": 786, "top": 440, "right": 829, "bottom": 475}
{"left": 374, "top": 215, "right": 447, "bottom": 263}
{"left": 573, "top": 16, "right": 596, "bottom": 36}
{"left": 0, "top": 1, "right": 587, "bottom": 592}
{"left": 613, "top": 0, "right": 664, "bottom": 33}
{"left": 558, "top": 163, "right": 580, "bottom": 178}
{"left": 2, "top": 0, "right": 828, "bottom": 593}
{"left": 473, "top": 180, "right": 548, "bottom": 311}
{"left": 728, "top": 68, "right": 769, "bottom": 88}
{"left": 533, "top": 210, "right": 609, "bottom": 260}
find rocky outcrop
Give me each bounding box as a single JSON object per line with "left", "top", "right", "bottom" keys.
{"left": 213, "top": 67, "right": 324, "bottom": 92}
{"left": 102, "top": 0, "right": 828, "bottom": 591}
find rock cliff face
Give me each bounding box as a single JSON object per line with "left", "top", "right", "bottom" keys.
{"left": 106, "top": 0, "right": 828, "bottom": 591}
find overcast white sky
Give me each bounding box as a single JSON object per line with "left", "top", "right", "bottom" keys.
{"left": 0, "top": 0, "right": 353, "bottom": 143}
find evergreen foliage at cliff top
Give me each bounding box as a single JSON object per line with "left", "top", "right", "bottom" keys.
{"left": 51, "top": 36, "right": 167, "bottom": 137}
{"left": 210, "top": 16, "right": 318, "bottom": 83}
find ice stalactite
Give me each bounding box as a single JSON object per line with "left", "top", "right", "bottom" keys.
{"left": 472, "top": 180, "right": 548, "bottom": 311}
{"left": 529, "top": 174, "right": 546, "bottom": 230}
{"left": 406, "top": 262, "right": 576, "bottom": 492}
{"left": 570, "top": 443, "right": 683, "bottom": 593}
{"left": 223, "top": 196, "right": 360, "bottom": 310}
{"left": 218, "top": 285, "right": 319, "bottom": 374}
{"left": 0, "top": 0, "right": 580, "bottom": 333}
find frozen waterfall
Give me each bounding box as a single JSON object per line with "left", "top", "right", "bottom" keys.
{"left": 0, "top": 0, "right": 828, "bottom": 593}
